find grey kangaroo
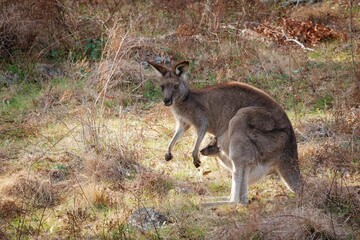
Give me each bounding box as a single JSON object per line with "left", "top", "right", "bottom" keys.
{"left": 148, "top": 61, "right": 302, "bottom": 204}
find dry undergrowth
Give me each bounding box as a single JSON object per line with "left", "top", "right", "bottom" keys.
{"left": 260, "top": 207, "right": 350, "bottom": 240}
{"left": 0, "top": 173, "right": 54, "bottom": 208}
{"left": 207, "top": 175, "right": 359, "bottom": 240}
{"left": 83, "top": 148, "right": 141, "bottom": 183}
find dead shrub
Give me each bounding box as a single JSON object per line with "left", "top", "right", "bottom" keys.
{"left": 174, "top": 181, "right": 209, "bottom": 196}
{"left": 133, "top": 171, "right": 174, "bottom": 197}
{"left": 255, "top": 17, "right": 344, "bottom": 47}
{"left": 63, "top": 207, "right": 92, "bottom": 238}
{"left": 82, "top": 186, "right": 111, "bottom": 207}
{"left": 0, "top": 0, "right": 105, "bottom": 61}
{"left": 0, "top": 173, "right": 54, "bottom": 207}
{"left": 0, "top": 121, "right": 39, "bottom": 140}
{"left": 290, "top": 3, "right": 343, "bottom": 28}
{"left": 0, "top": 197, "right": 22, "bottom": 219}
{"left": 73, "top": 184, "right": 115, "bottom": 209}
{"left": 311, "top": 142, "right": 356, "bottom": 173}
{"left": 0, "top": 0, "right": 68, "bottom": 57}
{"left": 334, "top": 107, "right": 360, "bottom": 135}
{"left": 207, "top": 204, "right": 262, "bottom": 240}
{"left": 83, "top": 148, "right": 141, "bottom": 183}
{"left": 260, "top": 207, "right": 351, "bottom": 240}
{"left": 86, "top": 23, "right": 161, "bottom": 106}
{"left": 34, "top": 87, "right": 75, "bottom": 113}
{"left": 89, "top": 59, "right": 153, "bottom": 102}
{"left": 296, "top": 118, "right": 334, "bottom": 142}
{"left": 301, "top": 177, "right": 360, "bottom": 228}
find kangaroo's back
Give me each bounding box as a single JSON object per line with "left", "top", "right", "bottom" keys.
{"left": 187, "top": 82, "right": 292, "bottom": 137}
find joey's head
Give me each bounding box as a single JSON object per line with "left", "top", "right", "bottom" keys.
{"left": 148, "top": 61, "right": 189, "bottom": 106}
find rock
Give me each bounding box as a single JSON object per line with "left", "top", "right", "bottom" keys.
{"left": 154, "top": 56, "right": 171, "bottom": 65}
{"left": 313, "top": 124, "right": 333, "bottom": 138}
{"left": 128, "top": 207, "right": 170, "bottom": 232}
{"left": 37, "top": 64, "right": 64, "bottom": 79}
{"left": 0, "top": 72, "right": 19, "bottom": 86}
{"left": 141, "top": 61, "right": 149, "bottom": 69}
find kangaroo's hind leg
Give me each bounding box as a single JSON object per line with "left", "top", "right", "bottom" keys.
{"left": 203, "top": 107, "right": 281, "bottom": 206}
{"left": 229, "top": 162, "right": 251, "bottom": 203}
{"left": 228, "top": 142, "right": 255, "bottom": 204}
{"left": 227, "top": 108, "right": 264, "bottom": 204}
{"left": 248, "top": 163, "right": 273, "bottom": 185}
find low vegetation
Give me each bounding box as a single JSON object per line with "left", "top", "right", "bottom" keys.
{"left": 0, "top": 0, "right": 359, "bottom": 239}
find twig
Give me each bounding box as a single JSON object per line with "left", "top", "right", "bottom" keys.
{"left": 130, "top": 62, "right": 148, "bottom": 93}
{"left": 36, "top": 205, "right": 48, "bottom": 237}
{"left": 282, "top": 30, "right": 315, "bottom": 52}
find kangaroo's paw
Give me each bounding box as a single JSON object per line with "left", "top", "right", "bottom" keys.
{"left": 201, "top": 195, "right": 249, "bottom": 207}
{"left": 205, "top": 196, "right": 230, "bottom": 201}
{"left": 201, "top": 200, "right": 244, "bottom": 208}
{"left": 165, "top": 152, "right": 173, "bottom": 161}
{"left": 193, "top": 157, "right": 201, "bottom": 168}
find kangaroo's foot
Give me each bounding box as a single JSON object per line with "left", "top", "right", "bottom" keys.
{"left": 205, "top": 196, "right": 230, "bottom": 201}
{"left": 201, "top": 200, "right": 245, "bottom": 208}
{"left": 200, "top": 145, "right": 220, "bottom": 156}
{"left": 201, "top": 195, "right": 248, "bottom": 207}
{"left": 200, "top": 137, "right": 220, "bottom": 156}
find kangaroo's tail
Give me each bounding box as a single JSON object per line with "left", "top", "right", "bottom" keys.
{"left": 277, "top": 127, "right": 303, "bottom": 194}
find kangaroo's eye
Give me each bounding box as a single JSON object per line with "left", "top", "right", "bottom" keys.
{"left": 160, "top": 85, "right": 165, "bottom": 91}
{"left": 174, "top": 85, "right": 179, "bottom": 90}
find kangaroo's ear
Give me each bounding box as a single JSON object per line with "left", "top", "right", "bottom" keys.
{"left": 174, "top": 61, "right": 189, "bottom": 78}
{"left": 148, "top": 61, "right": 169, "bottom": 77}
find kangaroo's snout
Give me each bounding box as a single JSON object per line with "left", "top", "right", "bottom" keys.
{"left": 163, "top": 97, "right": 173, "bottom": 106}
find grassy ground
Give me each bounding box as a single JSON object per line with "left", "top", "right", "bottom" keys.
{"left": 0, "top": 102, "right": 359, "bottom": 239}
{"left": 0, "top": 0, "right": 359, "bottom": 239}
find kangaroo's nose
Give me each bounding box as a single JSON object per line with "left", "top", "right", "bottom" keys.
{"left": 163, "top": 98, "right": 173, "bottom": 106}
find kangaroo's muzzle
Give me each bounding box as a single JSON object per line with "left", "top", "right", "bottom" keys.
{"left": 163, "top": 97, "right": 173, "bottom": 106}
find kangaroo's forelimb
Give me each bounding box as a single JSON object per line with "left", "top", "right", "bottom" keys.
{"left": 165, "top": 119, "right": 190, "bottom": 161}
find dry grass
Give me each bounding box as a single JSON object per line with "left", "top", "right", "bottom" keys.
{"left": 132, "top": 170, "right": 174, "bottom": 198}
{"left": 260, "top": 207, "right": 350, "bottom": 240}
{"left": 0, "top": 197, "right": 22, "bottom": 219}
{"left": 0, "top": 173, "right": 54, "bottom": 207}
{"left": 82, "top": 149, "right": 141, "bottom": 183}
{"left": 75, "top": 184, "right": 119, "bottom": 208}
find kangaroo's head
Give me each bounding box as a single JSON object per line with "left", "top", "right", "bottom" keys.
{"left": 148, "top": 61, "right": 189, "bottom": 106}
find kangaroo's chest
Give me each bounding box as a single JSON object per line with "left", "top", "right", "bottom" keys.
{"left": 171, "top": 106, "right": 195, "bottom": 125}
{"left": 172, "top": 106, "right": 220, "bottom": 136}
{"left": 171, "top": 104, "right": 208, "bottom": 128}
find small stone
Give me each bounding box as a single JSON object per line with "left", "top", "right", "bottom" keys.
{"left": 128, "top": 207, "right": 170, "bottom": 232}
{"left": 141, "top": 61, "right": 149, "bottom": 69}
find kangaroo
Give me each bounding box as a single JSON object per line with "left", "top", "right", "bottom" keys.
{"left": 200, "top": 136, "right": 220, "bottom": 157}
{"left": 148, "top": 61, "right": 302, "bottom": 204}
